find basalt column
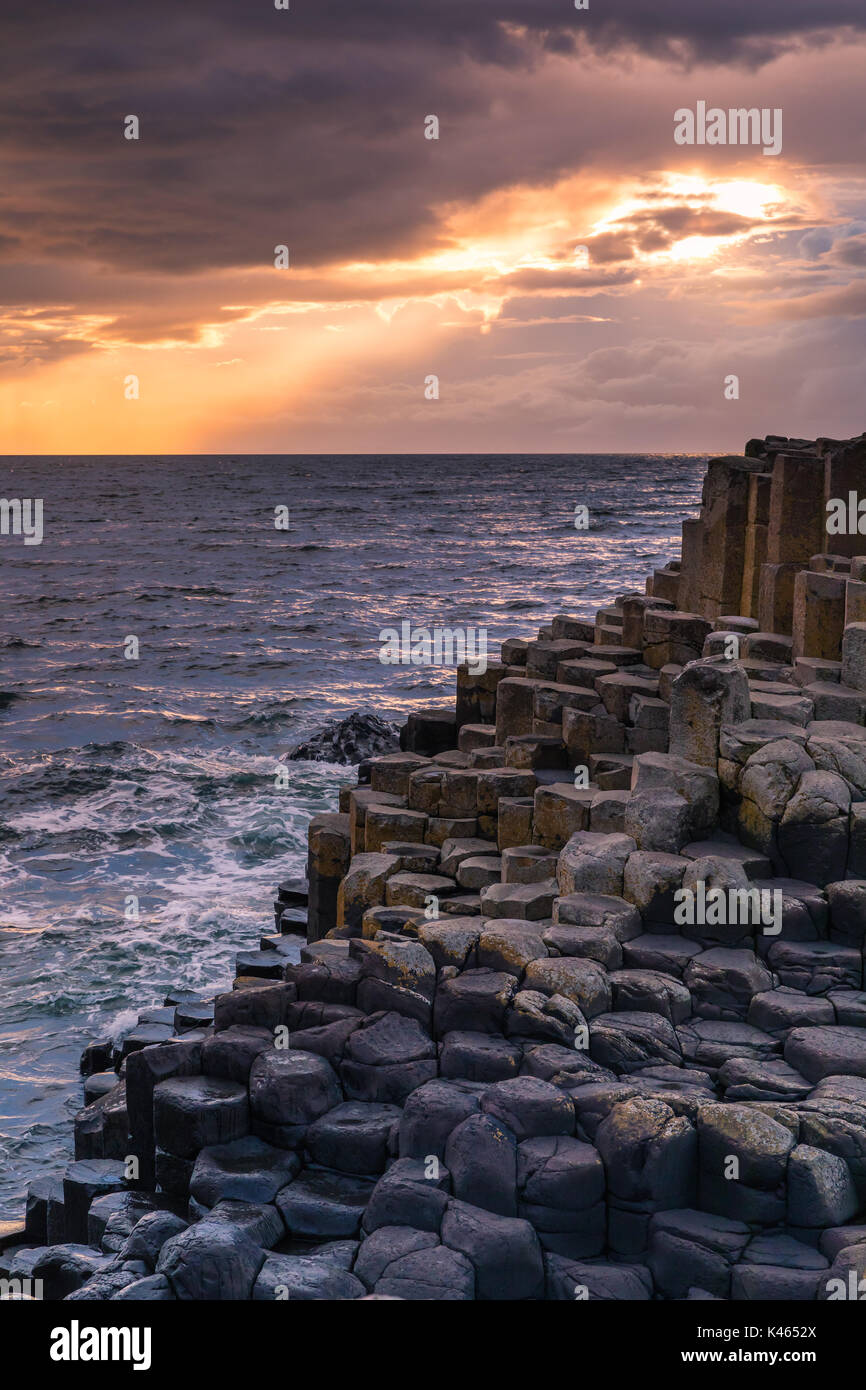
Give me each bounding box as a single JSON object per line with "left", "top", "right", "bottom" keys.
{"left": 698, "top": 456, "right": 763, "bottom": 621}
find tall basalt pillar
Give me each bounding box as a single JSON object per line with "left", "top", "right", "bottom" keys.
{"left": 758, "top": 561, "right": 800, "bottom": 636}
{"left": 823, "top": 436, "right": 866, "bottom": 559}
{"left": 766, "top": 453, "right": 826, "bottom": 567}
{"left": 740, "top": 472, "right": 772, "bottom": 619}
{"left": 792, "top": 570, "right": 847, "bottom": 662}
{"left": 698, "top": 457, "right": 763, "bottom": 620}
{"left": 306, "top": 812, "right": 351, "bottom": 942}
{"left": 677, "top": 518, "right": 704, "bottom": 616}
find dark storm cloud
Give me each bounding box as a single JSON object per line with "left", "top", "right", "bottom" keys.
{"left": 6, "top": 1, "right": 862, "bottom": 66}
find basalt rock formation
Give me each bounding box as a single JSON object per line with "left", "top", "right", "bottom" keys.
{"left": 5, "top": 432, "right": 866, "bottom": 1303}
{"left": 287, "top": 711, "right": 401, "bottom": 764}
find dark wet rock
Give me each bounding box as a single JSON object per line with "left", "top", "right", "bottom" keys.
{"left": 795, "top": 1080, "right": 866, "bottom": 1193}
{"left": 623, "top": 851, "right": 689, "bottom": 920}
{"left": 86, "top": 1190, "right": 164, "bottom": 1252}
{"left": 120, "top": 1211, "right": 189, "bottom": 1270}
{"left": 552, "top": 892, "right": 642, "bottom": 941}
{"left": 24, "top": 1173, "right": 65, "bottom": 1246}
{"left": 648, "top": 1208, "right": 750, "bottom": 1299}
{"left": 785, "top": 1025, "right": 866, "bottom": 1083}
{"left": 479, "top": 879, "right": 557, "bottom": 921}
{"left": 517, "top": 1135, "right": 606, "bottom": 1258}
{"left": 544, "top": 1252, "right": 653, "bottom": 1300}
{"left": 817, "top": 1242, "right": 866, "bottom": 1300}
{"left": 305, "top": 1100, "right": 399, "bottom": 1174}
{"left": 441, "top": 1199, "right": 544, "bottom": 1300}
{"left": 557, "top": 832, "right": 636, "bottom": 898}
{"left": 112, "top": 1273, "right": 176, "bottom": 1300}
{"left": 596, "top": 1097, "right": 697, "bottom": 1210}
{"left": 568, "top": 1080, "right": 639, "bottom": 1141}
{"left": 362, "top": 1158, "right": 450, "bottom": 1235}
{"left": 523, "top": 957, "right": 611, "bottom": 1019}
{"left": 609, "top": 968, "right": 691, "bottom": 1024}
{"left": 275, "top": 1169, "right": 375, "bottom": 1240}
{"left": 341, "top": 1010, "right": 437, "bottom": 1105}
{"left": 62, "top": 1160, "right": 128, "bottom": 1244}
{"left": 590, "top": 1011, "right": 682, "bottom": 1074}
{"left": 622, "top": 934, "right": 703, "bottom": 978}
{"left": 417, "top": 917, "right": 480, "bottom": 971}
{"left": 542, "top": 922, "right": 622, "bottom": 969}
{"left": 731, "top": 1232, "right": 829, "bottom": 1299}
{"left": 829, "top": 989, "right": 866, "bottom": 1026}
{"left": 684, "top": 948, "right": 774, "bottom": 1022}
{"left": 433, "top": 968, "right": 517, "bottom": 1036}
{"left": 74, "top": 1080, "right": 129, "bottom": 1161}
{"left": 153, "top": 1076, "right": 249, "bottom": 1160}
{"left": 480, "top": 1076, "right": 574, "bottom": 1141}
{"left": 120, "top": 1022, "right": 176, "bottom": 1056}
{"left": 80, "top": 1041, "right": 117, "bottom": 1077}
{"left": 477, "top": 920, "right": 548, "bottom": 976}
{"left": 157, "top": 1219, "right": 265, "bottom": 1300}
{"left": 248, "top": 1049, "right": 341, "bottom": 1144}
{"left": 697, "top": 1103, "right": 794, "bottom": 1223}
{"left": 678, "top": 1020, "right": 781, "bottom": 1074}
{"left": 188, "top": 1134, "right": 297, "bottom": 1212}
{"left": 747, "top": 987, "right": 835, "bottom": 1036}
{"left": 718, "top": 1058, "right": 811, "bottom": 1103}
{"left": 281, "top": 1015, "right": 362, "bottom": 1067}
{"left": 199, "top": 1198, "right": 284, "bottom": 1248}
{"left": 30, "top": 1245, "right": 112, "bottom": 1301}
{"left": 819, "top": 1226, "right": 866, "bottom": 1261}
{"left": 154, "top": 1151, "right": 194, "bottom": 1199}
{"left": 766, "top": 939, "right": 861, "bottom": 996}
{"left": 439, "top": 1031, "right": 522, "bottom": 1083}
{"left": 64, "top": 1270, "right": 144, "bottom": 1301}
{"left": 742, "top": 1232, "right": 825, "bottom": 1271}
{"left": 778, "top": 770, "right": 851, "bottom": 886}
{"left": 505, "top": 989, "right": 586, "bottom": 1047}
{"left": 253, "top": 1253, "right": 365, "bottom": 1301}
{"left": 624, "top": 792, "right": 692, "bottom": 853}
{"left": 445, "top": 1113, "right": 517, "bottom": 1216}
{"left": 351, "top": 934, "right": 436, "bottom": 996}
{"left": 287, "top": 712, "right": 400, "bottom": 764}
{"left": 787, "top": 1144, "right": 859, "bottom": 1228}
{"left": 398, "top": 1079, "right": 482, "bottom": 1160}
{"left": 285, "top": 959, "right": 360, "bottom": 1007}
{"left": 83, "top": 1071, "right": 122, "bottom": 1104}
{"left": 213, "top": 983, "right": 296, "bottom": 1032}
{"left": 374, "top": 1243, "right": 475, "bottom": 1300}
{"left": 826, "top": 880, "right": 866, "bottom": 946}
{"left": 201, "top": 1026, "right": 273, "bottom": 1083}
{"left": 354, "top": 1225, "right": 438, "bottom": 1289}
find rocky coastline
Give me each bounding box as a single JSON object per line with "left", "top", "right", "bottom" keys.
{"left": 5, "top": 431, "right": 866, "bottom": 1303}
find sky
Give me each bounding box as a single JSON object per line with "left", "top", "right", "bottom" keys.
{"left": 2, "top": 0, "right": 865, "bottom": 455}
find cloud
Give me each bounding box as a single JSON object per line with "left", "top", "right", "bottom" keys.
{"left": 2, "top": 3, "right": 865, "bottom": 449}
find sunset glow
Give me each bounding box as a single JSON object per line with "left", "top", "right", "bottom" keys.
{"left": 0, "top": 5, "right": 864, "bottom": 453}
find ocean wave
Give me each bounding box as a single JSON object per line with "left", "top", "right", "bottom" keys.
{"left": 226, "top": 700, "right": 301, "bottom": 733}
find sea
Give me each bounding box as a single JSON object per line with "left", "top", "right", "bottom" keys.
{"left": 0, "top": 453, "right": 705, "bottom": 1221}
